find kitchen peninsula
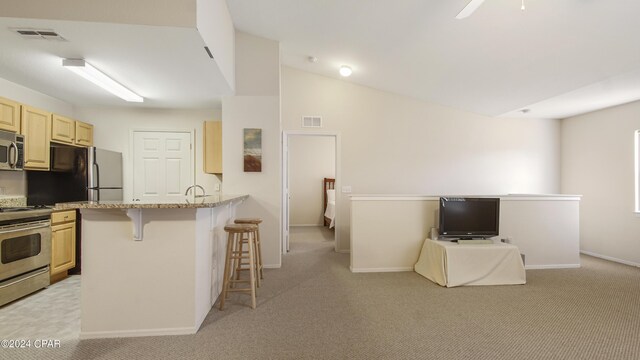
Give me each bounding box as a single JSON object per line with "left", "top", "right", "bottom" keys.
{"left": 56, "top": 194, "right": 248, "bottom": 339}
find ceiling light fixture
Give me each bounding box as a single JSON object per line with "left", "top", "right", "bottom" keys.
{"left": 456, "top": 0, "right": 485, "bottom": 19}
{"left": 62, "top": 59, "right": 143, "bottom": 102}
{"left": 339, "top": 65, "right": 352, "bottom": 77}
{"left": 521, "top": 0, "right": 525, "bottom": 11}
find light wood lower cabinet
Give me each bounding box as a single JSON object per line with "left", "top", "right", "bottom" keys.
{"left": 51, "top": 210, "right": 77, "bottom": 282}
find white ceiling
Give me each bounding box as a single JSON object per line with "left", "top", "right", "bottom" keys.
{"left": 0, "top": 17, "right": 227, "bottom": 109}
{"left": 227, "top": 0, "right": 640, "bottom": 119}
{"left": 3, "top": 2, "right": 640, "bottom": 119}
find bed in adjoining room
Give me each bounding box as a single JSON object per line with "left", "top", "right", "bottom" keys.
{"left": 323, "top": 177, "right": 335, "bottom": 229}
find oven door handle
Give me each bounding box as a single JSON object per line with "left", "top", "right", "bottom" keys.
{"left": 0, "top": 266, "right": 49, "bottom": 290}
{"left": 0, "top": 221, "right": 51, "bottom": 234}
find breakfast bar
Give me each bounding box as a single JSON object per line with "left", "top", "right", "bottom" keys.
{"left": 56, "top": 194, "right": 248, "bottom": 339}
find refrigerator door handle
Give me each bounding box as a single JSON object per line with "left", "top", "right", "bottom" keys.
{"left": 94, "top": 163, "right": 101, "bottom": 202}
{"left": 94, "top": 162, "right": 100, "bottom": 189}
{"left": 88, "top": 162, "right": 100, "bottom": 202}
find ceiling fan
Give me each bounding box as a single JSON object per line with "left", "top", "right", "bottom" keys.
{"left": 456, "top": 0, "right": 525, "bottom": 19}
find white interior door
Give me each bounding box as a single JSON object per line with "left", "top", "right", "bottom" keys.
{"left": 133, "top": 130, "right": 193, "bottom": 202}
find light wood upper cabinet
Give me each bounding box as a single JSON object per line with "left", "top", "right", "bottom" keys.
{"left": 51, "top": 114, "right": 75, "bottom": 144}
{"left": 51, "top": 115, "right": 94, "bottom": 147}
{"left": 0, "top": 97, "right": 21, "bottom": 132}
{"left": 204, "top": 121, "right": 222, "bottom": 174}
{"left": 51, "top": 210, "right": 77, "bottom": 276}
{"left": 75, "top": 120, "right": 93, "bottom": 147}
{"left": 21, "top": 105, "right": 51, "bottom": 170}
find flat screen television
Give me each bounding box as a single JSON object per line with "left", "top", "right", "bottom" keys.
{"left": 438, "top": 197, "right": 500, "bottom": 240}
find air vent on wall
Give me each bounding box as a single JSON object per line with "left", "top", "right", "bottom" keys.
{"left": 11, "top": 28, "right": 67, "bottom": 41}
{"left": 204, "top": 46, "right": 214, "bottom": 59}
{"left": 302, "top": 116, "right": 322, "bottom": 128}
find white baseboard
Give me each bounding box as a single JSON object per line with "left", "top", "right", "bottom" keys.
{"left": 352, "top": 264, "right": 582, "bottom": 272}
{"left": 290, "top": 224, "right": 323, "bottom": 227}
{"left": 336, "top": 249, "right": 350, "bottom": 254}
{"left": 79, "top": 326, "right": 197, "bottom": 339}
{"left": 525, "top": 264, "right": 581, "bottom": 270}
{"left": 350, "top": 266, "right": 413, "bottom": 273}
{"left": 263, "top": 264, "right": 281, "bottom": 269}
{"left": 581, "top": 250, "right": 640, "bottom": 267}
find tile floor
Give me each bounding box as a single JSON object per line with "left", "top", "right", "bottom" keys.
{"left": 0, "top": 275, "right": 80, "bottom": 341}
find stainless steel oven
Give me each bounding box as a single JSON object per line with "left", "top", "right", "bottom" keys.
{"left": 0, "top": 129, "right": 24, "bottom": 171}
{"left": 0, "top": 209, "right": 52, "bottom": 306}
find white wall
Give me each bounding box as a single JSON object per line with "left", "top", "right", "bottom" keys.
{"left": 561, "top": 100, "right": 640, "bottom": 266}
{"left": 74, "top": 107, "right": 222, "bottom": 202}
{"left": 282, "top": 67, "right": 561, "bottom": 252}
{"left": 222, "top": 32, "right": 281, "bottom": 267}
{"left": 196, "top": 0, "right": 235, "bottom": 93}
{"left": 289, "top": 136, "right": 335, "bottom": 226}
{"left": 0, "top": 77, "right": 75, "bottom": 196}
{"left": 350, "top": 195, "right": 580, "bottom": 272}
{"left": 0, "top": 77, "right": 74, "bottom": 118}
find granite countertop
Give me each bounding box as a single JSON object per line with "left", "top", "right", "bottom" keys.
{"left": 0, "top": 196, "right": 27, "bottom": 208}
{"left": 55, "top": 194, "right": 249, "bottom": 210}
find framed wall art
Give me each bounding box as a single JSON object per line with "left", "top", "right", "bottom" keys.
{"left": 243, "top": 128, "right": 262, "bottom": 172}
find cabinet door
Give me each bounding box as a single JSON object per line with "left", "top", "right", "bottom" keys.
{"left": 203, "top": 121, "right": 222, "bottom": 174}
{"left": 51, "top": 114, "right": 75, "bottom": 144}
{"left": 0, "top": 97, "right": 20, "bottom": 132}
{"left": 21, "top": 106, "right": 51, "bottom": 170}
{"left": 51, "top": 222, "right": 76, "bottom": 275}
{"left": 75, "top": 121, "right": 93, "bottom": 147}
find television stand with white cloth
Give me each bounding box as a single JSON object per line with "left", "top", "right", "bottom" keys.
{"left": 414, "top": 239, "right": 526, "bottom": 287}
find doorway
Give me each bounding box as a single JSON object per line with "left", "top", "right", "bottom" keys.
{"left": 131, "top": 130, "right": 194, "bottom": 202}
{"left": 282, "top": 131, "right": 340, "bottom": 254}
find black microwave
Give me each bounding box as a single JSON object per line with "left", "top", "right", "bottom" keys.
{"left": 0, "top": 130, "right": 24, "bottom": 171}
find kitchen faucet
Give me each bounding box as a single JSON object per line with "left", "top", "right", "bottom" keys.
{"left": 184, "top": 184, "right": 206, "bottom": 197}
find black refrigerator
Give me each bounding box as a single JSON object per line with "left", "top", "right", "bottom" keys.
{"left": 27, "top": 143, "right": 123, "bottom": 274}
{"left": 27, "top": 144, "right": 123, "bottom": 205}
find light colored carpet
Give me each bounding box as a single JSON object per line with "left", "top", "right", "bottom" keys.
{"left": 2, "top": 226, "right": 640, "bottom": 360}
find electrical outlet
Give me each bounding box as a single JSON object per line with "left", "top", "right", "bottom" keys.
{"left": 341, "top": 186, "right": 352, "bottom": 193}
{"left": 214, "top": 183, "right": 221, "bottom": 191}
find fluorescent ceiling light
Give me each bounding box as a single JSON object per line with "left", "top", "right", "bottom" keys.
{"left": 62, "top": 59, "right": 143, "bottom": 102}
{"left": 339, "top": 65, "right": 353, "bottom": 77}
{"left": 456, "top": 0, "right": 485, "bottom": 19}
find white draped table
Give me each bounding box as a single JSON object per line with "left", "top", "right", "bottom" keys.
{"left": 414, "top": 240, "right": 526, "bottom": 287}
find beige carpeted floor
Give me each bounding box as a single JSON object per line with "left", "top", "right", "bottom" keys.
{"left": 3, "top": 226, "right": 640, "bottom": 360}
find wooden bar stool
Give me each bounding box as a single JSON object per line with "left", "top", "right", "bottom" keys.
{"left": 234, "top": 218, "right": 263, "bottom": 281}
{"left": 219, "top": 223, "right": 258, "bottom": 310}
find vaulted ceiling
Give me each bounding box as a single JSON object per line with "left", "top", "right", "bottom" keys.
{"left": 227, "top": 0, "right": 640, "bottom": 119}
{"left": 1, "top": 1, "right": 639, "bottom": 119}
